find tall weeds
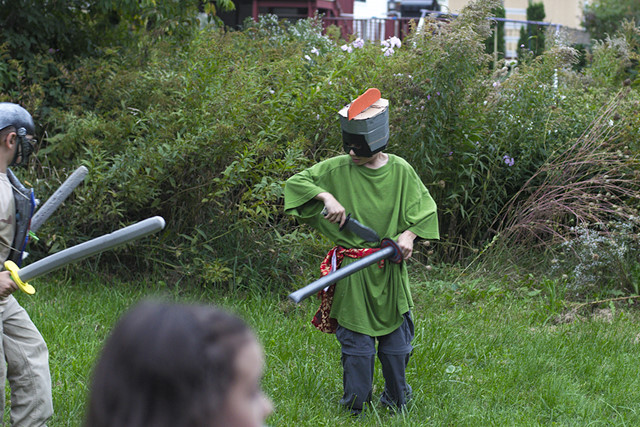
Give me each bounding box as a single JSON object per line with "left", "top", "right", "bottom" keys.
{"left": 495, "top": 87, "right": 639, "bottom": 245}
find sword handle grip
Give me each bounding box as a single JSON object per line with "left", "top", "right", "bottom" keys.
{"left": 381, "top": 238, "right": 403, "bottom": 264}
{"left": 4, "top": 261, "right": 35, "bottom": 295}
{"left": 338, "top": 214, "right": 351, "bottom": 232}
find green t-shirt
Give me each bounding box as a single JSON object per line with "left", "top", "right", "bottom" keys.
{"left": 284, "top": 154, "right": 439, "bottom": 336}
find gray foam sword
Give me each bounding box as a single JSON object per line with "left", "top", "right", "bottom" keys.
{"left": 5, "top": 216, "right": 166, "bottom": 294}
{"left": 288, "top": 237, "right": 403, "bottom": 303}
{"left": 30, "top": 166, "right": 89, "bottom": 233}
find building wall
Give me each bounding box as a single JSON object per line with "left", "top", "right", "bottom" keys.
{"left": 443, "top": 0, "right": 586, "bottom": 58}
{"left": 354, "top": 0, "right": 389, "bottom": 18}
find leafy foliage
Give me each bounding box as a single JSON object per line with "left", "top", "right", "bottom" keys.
{"left": 1, "top": 0, "right": 639, "bottom": 294}
{"left": 583, "top": 0, "right": 640, "bottom": 41}
{"left": 0, "top": 0, "right": 234, "bottom": 110}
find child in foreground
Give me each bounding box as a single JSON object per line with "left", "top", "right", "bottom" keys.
{"left": 84, "top": 300, "right": 273, "bottom": 427}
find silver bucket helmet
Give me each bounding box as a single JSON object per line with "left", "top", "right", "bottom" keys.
{"left": 339, "top": 97, "right": 389, "bottom": 157}
{"left": 0, "top": 103, "right": 36, "bottom": 166}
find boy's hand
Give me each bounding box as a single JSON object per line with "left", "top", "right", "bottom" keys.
{"left": 316, "top": 192, "right": 346, "bottom": 227}
{"left": 397, "top": 230, "right": 417, "bottom": 260}
{"left": 0, "top": 271, "right": 18, "bottom": 299}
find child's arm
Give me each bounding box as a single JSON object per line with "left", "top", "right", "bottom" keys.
{"left": 396, "top": 230, "right": 417, "bottom": 260}
{"left": 0, "top": 270, "right": 18, "bottom": 298}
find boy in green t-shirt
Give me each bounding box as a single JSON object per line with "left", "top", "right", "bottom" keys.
{"left": 284, "top": 90, "right": 439, "bottom": 414}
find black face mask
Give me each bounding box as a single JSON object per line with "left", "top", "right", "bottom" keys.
{"left": 342, "top": 131, "right": 373, "bottom": 157}
{"left": 10, "top": 127, "right": 35, "bottom": 167}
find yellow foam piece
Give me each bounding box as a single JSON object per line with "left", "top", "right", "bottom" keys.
{"left": 4, "top": 261, "right": 35, "bottom": 295}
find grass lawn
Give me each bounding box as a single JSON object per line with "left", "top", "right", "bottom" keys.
{"left": 9, "top": 266, "right": 640, "bottom": 426}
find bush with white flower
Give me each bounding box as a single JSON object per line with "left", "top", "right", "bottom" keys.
{"left": 552, "top": 221, "right": 640, "bottom": 296}
{"left": 381, "top": 36, "right": 401, "bottom": 56}
{"left": 340, "top": 37, "right": 366, "bottom": 53}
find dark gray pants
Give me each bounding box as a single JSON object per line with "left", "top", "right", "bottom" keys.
{"left": 336, "top": 312, "right": 414, "bottom": 413}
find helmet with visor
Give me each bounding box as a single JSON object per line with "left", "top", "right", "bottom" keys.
{"left": 0, "top": 103, "right": 36, "bottom": 166}
{"left": 339, "top": 97, "right": 389, "bottom": 157}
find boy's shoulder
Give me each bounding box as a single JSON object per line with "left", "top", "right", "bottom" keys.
{"left": 322, "top": 154, "right": 352, "bottom": 165}
{"left": 387, "top": 154, "right": 413, "bottom": 170}
{"left": 311, "top": 154, "right": 352, "bottom": 172}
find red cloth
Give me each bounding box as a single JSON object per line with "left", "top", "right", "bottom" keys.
{"left": 311, "top": 246, "right": 384, "bottom": 333}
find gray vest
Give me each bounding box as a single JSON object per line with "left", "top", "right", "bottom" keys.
{"left": 7, "top": 169, "right": 35, "bottom": 266}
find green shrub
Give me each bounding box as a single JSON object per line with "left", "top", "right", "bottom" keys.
{"left": 3, "top": 0, "right": 640, "bottom": 294}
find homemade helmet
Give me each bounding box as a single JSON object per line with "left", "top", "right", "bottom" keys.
{"left": 0, "top": 103, "right": 35, "bottom": 135}
{"left": 0, "top": 103, "right": 36, "bottom": 166}
{"left": 339, "top": 89, "right": 389, "bottom": 157}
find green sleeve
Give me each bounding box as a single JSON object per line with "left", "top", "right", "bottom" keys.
{"left": 390, "top": 157, "right": 440, "bottom": 241}
{"left": 283, "top": 167, "right": 325, "bottom": 221}
{"left": 404, "top": 187, "right": 439, "bottom": 240}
